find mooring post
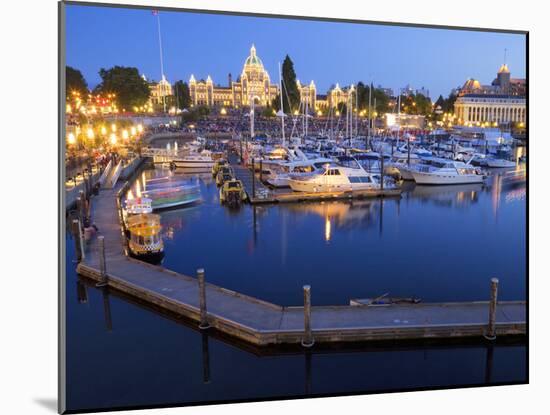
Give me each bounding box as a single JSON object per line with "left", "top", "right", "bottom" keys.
{"left": 72, "top": 219, "right": 83, "bottom": 261}
{"left": 380, "top": 155, "right": 385, "bottom": 191}
{"left": 96, "top": 235, "right": 108, "bottom": 287}
{"left": 302, "top": 285, "right": 314, "bottom": 347}
{"left": 197, "top": 268, "right": 210, "bottom": 329}
{"left": 484, "top": 278, "right": 499, "bottom": 340}
{"left": 259, "top": 159, "right": 263, "bottom": 183}
{"left": 251, "top": 158, "right": 256, "bottom": 199}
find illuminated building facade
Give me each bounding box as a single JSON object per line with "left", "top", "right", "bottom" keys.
{"left": 189, "top": 44, "right": 279, "bottom": 108}
{"left": 454, "top": 64, "right": 526, "bottom": 125}
{"left": 148, "top": 75, "right": 173, "bottom": 107}
{"left": 297, "top": 79, "right": 316, "bottom": 110}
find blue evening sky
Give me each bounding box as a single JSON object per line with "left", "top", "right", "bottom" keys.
{"left": 65, "top": 4, "right": 526, "bottom": 99}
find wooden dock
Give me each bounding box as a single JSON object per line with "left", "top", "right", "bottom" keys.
{"left": 229, "top": 157, "right": 403, "bottom": 204}
{"left": 74, "top": 178, "right": 526, "bottom": 347}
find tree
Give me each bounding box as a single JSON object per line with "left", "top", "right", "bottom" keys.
{"left": 66, "top": 66, "right": 88, "bottom": 98}
{"left": 355, "top": 82, "right": 390, "bottom": 115}
{"left": 272, "top": 55, "right": 300, "bottom": 113}
{"left": 174, "top": 80, "right": 191, "bottom": 110}
{"left": 95, "top": 66, "right": 150, "bottom": 110}
{"left": 181, "top": 105, "right": 210, "bottom": 123}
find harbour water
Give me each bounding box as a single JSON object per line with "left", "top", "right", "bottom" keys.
{"left": 65, "top": 165, "right": 526, "bottom": 412}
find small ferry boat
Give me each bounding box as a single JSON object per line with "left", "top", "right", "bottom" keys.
{"left": 220, "top": 179, "right": 247, "bottom": 207}
{"left": 142, "top": 183, "right": 202, "bottom": 210}
{"left": 126, "top": 213, "right": 164, "bottom": 263}
{"left": 287, "top": 164, "right": 398, "bottom": 193}
{"left": 124, "top": 197, "right": 153, "bottom": 215}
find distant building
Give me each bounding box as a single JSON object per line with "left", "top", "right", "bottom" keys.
{"left": 454, "top": 64, "right": 526, "bottom": 125}
{"left": 385, "top": 113, "right": 425, "bottom": 129}
{"left": 189, "top": 44, "right": 279, "bottom": 108}
{"left": 296, "top": 79, "right": 316, "bottom": 111}
{"left": 148, "top": 75, "right": 173, "bottom": 110}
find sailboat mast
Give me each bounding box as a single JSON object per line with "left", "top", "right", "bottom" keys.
{"left": 279, "top": 62, "right": 285, "bottom": 146}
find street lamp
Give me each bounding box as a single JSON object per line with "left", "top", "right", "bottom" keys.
{"left": 110, "top": 133, "right": 117, "bottom": 145}
{"left": 137, "top": 124, "right": 143, "bottom": 133}
{"left": 67, "top": 132, "right": 76, "bottom": 145}
{"left": 86, "top": 128, "right": 94, "bottom": 140}
{"left": 122, "top": 130, "right": 129, "bottom": 140}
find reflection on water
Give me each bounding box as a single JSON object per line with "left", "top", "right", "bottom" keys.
{"left": 65, "top": 164, "right": 526, "bottom": 412}
{"left": 127, "top": 165, "right": 528, "bottom": 307}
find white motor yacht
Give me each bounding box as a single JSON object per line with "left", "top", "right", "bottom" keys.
{"left": 288, "top": 163, "right": 397, "bottom": 193}
{"left": 171, "top": 150, "right": 215, "bottom": 169}
{"left": 410, "top": 159, "right": 486, "bottom": 185}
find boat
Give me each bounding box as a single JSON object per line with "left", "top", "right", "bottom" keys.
{"left": 350, "top": 294, "right": 422, "bottom": 306}
{"left": 220, "top": 179, "right": 247, "bottom": 207}
{"left": 126, "top": 213, "right": 164, "bottom": 263}
{"left": 142, "top": 183, "right": 202, "bottom": 210}
{"left": 384, "top": 152, "right": 421, "bottom": 178}
{"left": 410, "top": 159, "right": 486, "bottom": 185}
{"left": 483, "top": 157, "right": 516, "bottom": 168}
{"left": 216, "top": 166, "right": 234, "bottom": 186}
{"left": 287, "top": 163, "right": 398, "bottom": 193}
{"left": 212, "top": 159, "right": 228, "bottom": 176}
{"left": 124, "top": 197, "right": 153, "bottom": 215}
{"left": 171, "top": 150, "right": 215, "bottom": 170}
{"left": 263, "top": 158, "right": 332, "bottom": 188}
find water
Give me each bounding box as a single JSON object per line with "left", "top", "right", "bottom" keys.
{"left": 65, "top": 164, "right": 527, "bottom": 412}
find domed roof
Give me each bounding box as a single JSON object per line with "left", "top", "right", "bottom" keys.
{"left": 498, "top": 63, "right": 510, "bottom": 74}
{"left": 244, "top": 44, "right": 263, "bottom": 67}
{"left": 463, "top": 78, "right": 481, "bottom": 90}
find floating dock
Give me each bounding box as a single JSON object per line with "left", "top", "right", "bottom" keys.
{"left": 229, "top": 157, "right": 402, "bottom": 204}
{"left": 74, "top": 178, "right": 526, "bottom": 347}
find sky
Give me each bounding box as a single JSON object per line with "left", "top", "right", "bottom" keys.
{"left": 65, "top": 4, "right": 527, "bottom": 99}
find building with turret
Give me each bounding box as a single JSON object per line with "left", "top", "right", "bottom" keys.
{"left": 189, "top": 44, "right": 279, "bottom": 108}
{"left": 454, "top": 64, "right": 526, "bottom": 126}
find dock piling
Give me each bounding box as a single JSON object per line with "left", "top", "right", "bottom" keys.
{"left": 72, "top": 219, "right": 83, "bottom": 261}
{"left": 251, "top": 158, "right": 255, "bottom": 199}
{"left": 380, "top": 155, "right": 385, "bottom": 191}
{"left": 485, "top": 278, "right": 499, "bottom": 340}
{"left": 301, "top": 285, "right": 314, "bottom": 347}
{"left": 96, "top": 235, "right": 108, "bottom": 287}
{"left": 197, "top": 268, "right": 210, "bottom": 329}
{"left": 259, "top": 159, "right": 263, "bottom": 183}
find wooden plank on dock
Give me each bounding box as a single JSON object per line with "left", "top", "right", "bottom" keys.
{"left": 76, "top": 175, "right": 526, "bottom": 347}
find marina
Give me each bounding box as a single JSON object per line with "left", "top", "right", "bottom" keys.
{"left": 61, "top": 10, "right": 528, "bottom": 410}
{"left": 70, "top": 149, "right": 526, "bottom": 347}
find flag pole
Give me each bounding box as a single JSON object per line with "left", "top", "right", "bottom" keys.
{"left": 155, "top": 11, "right": 166, "bottom": 113}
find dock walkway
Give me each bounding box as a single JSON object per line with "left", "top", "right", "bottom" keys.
{"left": 76, "top": 180, "right": 526, "bottom": 347}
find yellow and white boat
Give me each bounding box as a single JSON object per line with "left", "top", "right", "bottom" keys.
{"left": 126, "top": 213, "right": 164, "bottom": 263}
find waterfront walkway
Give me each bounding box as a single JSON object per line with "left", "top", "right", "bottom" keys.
{"left": 76, "top": 176, "right": 526, "bottom": 347}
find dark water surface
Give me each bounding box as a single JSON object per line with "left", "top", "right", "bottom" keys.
{"left": 65, "top": 164, "right": 527, "bottom": 412}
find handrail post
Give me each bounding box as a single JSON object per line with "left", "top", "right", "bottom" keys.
{"left": 198, "top": 268, "right": 210, "bottom": 329}
{"left": 484, "top": 278, "right": 499, "bottom": 340}
{"left": 301, "top": 285, "right": 314, "bottom": 347}
{"left": 96, "top": 235, "right": 108, "bottom": 287}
